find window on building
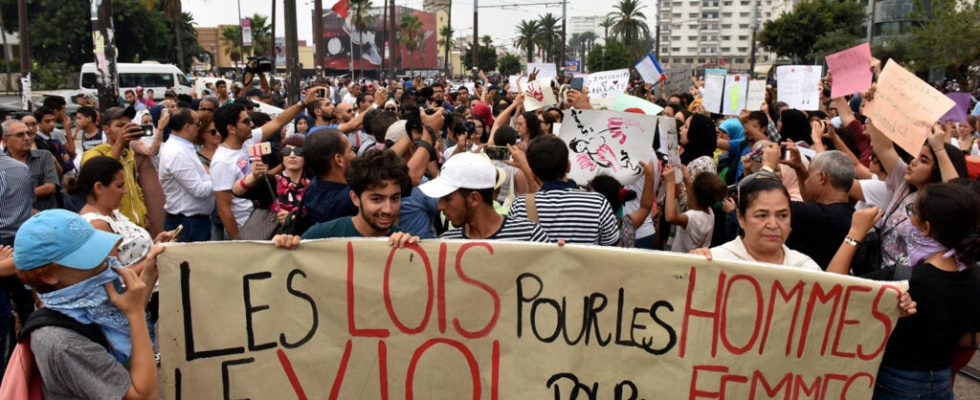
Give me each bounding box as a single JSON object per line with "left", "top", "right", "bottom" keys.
{"left": 672, "top": 13, "right": 682, "bottom": 18}
{"left": 740, "top": 0, "right": 750, "bottom": 5}
{"left": 721, "top": 47, "right": 731, "bottom": 52}
{"left": 723, "top": 1, "right": 733, "bottom": 4}
{"left": 688, "top": 35, "right": 698, "bottom": 40}
{"left": 721, "top": 12, "right": 732, "bottom": 17}
{"left": 690, "top": 13, "right": 699, "bottom": 18}
{"left": 721, "top": 24, "right": 732, "bottom": 28}
{"left": 721, "top": 35, "right": 731, "bottom": 40}
{"left": 698, "top": 58, "right": 705, "bottom": 63}
{"left": 739, "top": 24, "right": 749, "bottom": 28}
{"left": 688, "top": 47, "right": 699, "bottom": 52}
{"left": 738, "top": 47, "right": 748, "bottom": 52}
{"left": 674, "top": 48, "right": 682, "bottom": 52}
{"left": 735, "top": 58, "right": 744, "bottom": 64}
{"left": 740, "top": 12, "right": 750, "bottom": 17}
{"left": 672, "top": 36, "right": 682, "bottom": 41}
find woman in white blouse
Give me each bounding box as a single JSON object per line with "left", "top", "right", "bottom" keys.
{"left": 72, "top": 156, "right": 176, "bottom": 270}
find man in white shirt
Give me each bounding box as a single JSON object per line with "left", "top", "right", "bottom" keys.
{"left": 342, "top": 83, "right": 360, "bottom": 105}
{"left": 211, "top": 85, "right": 328, "bottom": 239}
{"left": 158, "top": 107, "right": 214, "bottom": 242}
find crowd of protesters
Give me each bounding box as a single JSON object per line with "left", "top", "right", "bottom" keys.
{"left": 0, "top": 51, "right": 977, "bottom": 399}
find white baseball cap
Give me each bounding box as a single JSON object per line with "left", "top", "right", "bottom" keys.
{"left": 419, "top": 152, "right": 496, "bottom": 198}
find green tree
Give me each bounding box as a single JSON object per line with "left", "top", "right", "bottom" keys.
{"left": 399, "top": 14, "right": 424, "bottom": 60}
{"left": 535, "top": 13, "right": 561, "bottom": 63}
{"left": 909, "top": 0, "right": 980, "bottom": 82}
{"left": 498, "top": 53, "right": 521, "bottom": 76}
{"left": 609, "top": 0, "right": 649, "bottom": 51}
{"left": 220, "top": 14, "right": 272, "bottom": 67}
{"left": 439, "top": 25, "right": 454, "bottom": 74}
{"left": 514, "top": 20, "right": 539, "bottom": 63}
{"left": 462, "top": 37, "right": 498, "bottom": 72}
{"left": 221, "top": 25, "right": 244, "bottom": 66}
{"left": 586, "top": 40, "right": 631, "bottom": 72}
{"left": 599, "top": 15, "right": 616, "bottom": 44}
{"left": 350, "top": 0, "right": 375, "bottom": 78}
{"left": 757, "top": 0, "right": 866, "bottom": 64}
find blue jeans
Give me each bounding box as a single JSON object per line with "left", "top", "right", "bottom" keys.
{"left": 165, "top": 214, "right": 212, "bottom": 243}
{"left": 873, "top": 364, "right": 953, "bottom": 400}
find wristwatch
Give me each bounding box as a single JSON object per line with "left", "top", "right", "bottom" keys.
{"left": 843, "top": 236, "right": 859, "bottom": 247}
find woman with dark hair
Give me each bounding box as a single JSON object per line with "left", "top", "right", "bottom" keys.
{"left": 827, "top": 183, "right": 979, "bottom": 399}
{"left": 778, "top": 109, "right": 811, "bottom": 144}
{"left": 691, "top": 175, "right": 820, "bottom": 270}
{"left": 867, "top": 122, "right": 967, "bottom": 278}
{"left": 586, "top": 161, "right": 656, "bottom": 248}
{"left": 293, "top": 114, "right": 313, "bottom": 136}
{"left": 233, "top": 135, "right": 312, "bottom": 235}
{"left": 680, "top": 114, "right": 718, "bottom": 165}
{"left": 514, "top": 111, "right": 543, "bottom": 144}
{"left": 73, "top": 156, "right": 176, "bottom": 269}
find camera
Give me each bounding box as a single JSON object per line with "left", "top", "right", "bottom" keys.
{"left": 245, "top": 56, "right": 273, "bottom": 74}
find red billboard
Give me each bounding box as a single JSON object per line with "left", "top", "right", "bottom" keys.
{"left": 321, "top": 6, "right": 439, "bottom": 71}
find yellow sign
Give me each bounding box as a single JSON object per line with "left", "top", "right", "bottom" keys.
{"left": 159, "top": 239, "right": 905, "bottom": 399}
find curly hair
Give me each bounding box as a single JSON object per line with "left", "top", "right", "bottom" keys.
{"left": 347, "top": 149, "right": 410, "bottom": 196}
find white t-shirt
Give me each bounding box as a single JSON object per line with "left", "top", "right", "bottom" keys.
{"left": 212, "top": 127, "right": 264, "bottom": 230}
{"left": 855, "top": 177, "right": 893, "bottom": 210}
{"left": 671, "top": 208, "right": 714, "bottom": 253}
{"left": 624, "top": 150, "right": 659, "bottom": 239}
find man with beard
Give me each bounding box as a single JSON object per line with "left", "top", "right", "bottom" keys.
{"left": 272, "top": 149, "right": 418, "bottom": 248}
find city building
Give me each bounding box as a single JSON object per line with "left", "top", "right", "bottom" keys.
{"left": 658, "top": 0, "right": 777, "bottom": 74}
{"left": 195, "top": 26, "right": 312, "bottom": 71}
{"left": 424, "top": 0, "right": 452, "bottom": 70}
{"left": 568, "top": 16, "right": 602, "bottom": 40}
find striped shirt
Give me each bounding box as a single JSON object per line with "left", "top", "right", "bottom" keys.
{"left": 0, "top": 152, "right": 35, "bottom": 242}
{"left": 508, "top": 181, "right": 621, "bottom": 245}
{"left": 441, "top": 217, "right": 552, "bottom": 242}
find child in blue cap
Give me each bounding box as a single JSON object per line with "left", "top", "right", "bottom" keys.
{"left": 11, "top": 209, "right": 161, "bottom": 399}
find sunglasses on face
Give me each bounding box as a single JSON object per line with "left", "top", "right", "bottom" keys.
{"left": 199, "top": 107, "right": 215, "bottom": 112}
{"left": 282, "top": 147, "right": 303, "bottom": 157}
{"left": 209, "top": 129, "right": 219, "bottom": 136}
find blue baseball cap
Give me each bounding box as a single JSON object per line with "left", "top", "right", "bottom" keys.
{"left": 13, "top": 210, "right": 121, "bottom": 271}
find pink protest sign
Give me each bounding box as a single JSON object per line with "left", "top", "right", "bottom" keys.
{"left": 826, "top": 43, "right": 873, "bottom": 98}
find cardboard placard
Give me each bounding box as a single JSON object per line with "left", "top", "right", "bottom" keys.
{"left": 722, "top": 74, "right": 749, "bottom": 116}
{"left": 864, "top": 60, "right": 955, "bottom": 155}
{"left": 587, "top": 69, "right": 630, "bottom": 109}
{"left": 160, "top": 240, "right": 905, "bottom": 399}
{"left": 664, "top": 66, "right": 694, "bottom": 96}
{"left": 746, "top": 80, "right": 768, "bottom": 111}
{"left": 560, "top": 109, "right": 657, "bottom": 185}
{"left": 702, "top": 73, "right": 726, "bottom": 114}
{"left": 776, "top": 65, "right": 823, "bottom": 111}
{"left": 522, "top": 79, "right": 557, "bottom": 112}
{"left": 826, "top": 43, "right": 873, "bottom": 98}
{"left": 940, "top": 92, "right": 972, "bottom": 123}
{"left": 660, "top": 116, "right": 682, "bottom": 183}
{"left": 527, "top": 63, "right": 558, "bottom": 80}
{"left": 613, "top": 94, "right": 665, "bottom": 116}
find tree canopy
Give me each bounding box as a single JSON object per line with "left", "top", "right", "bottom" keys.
{"left": 586, "top": 40, "right": 631, "bottom": 72}
{"left": 757, "top": 0, "right": 866, "bottom": 64}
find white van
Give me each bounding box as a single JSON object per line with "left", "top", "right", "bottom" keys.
{"left": 79, "top": 62, "right": 193, "bottom": 100}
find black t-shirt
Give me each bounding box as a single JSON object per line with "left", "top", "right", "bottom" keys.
{"left": 785, "top": 201, "right": 854, "bottom": 269}
{"left": 865, "top": 263, "right": 980, "bottom": 371}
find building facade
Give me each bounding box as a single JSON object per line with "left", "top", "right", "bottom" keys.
{"left": 658, "top": 0, "right": 778, "bottom": 73}
{"left": 568, "top": 16, "right": 602, "bottom": 40}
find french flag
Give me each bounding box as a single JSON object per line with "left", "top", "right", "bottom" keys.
{"left": 635, "top": 52, "right": 666, "bottom": 83}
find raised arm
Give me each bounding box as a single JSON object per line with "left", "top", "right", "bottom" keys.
{"left": 629, "top": 161, "right": 657, "bottom": 228}
{"left": 261, "top": 86, "right": 325, "bottom": 140}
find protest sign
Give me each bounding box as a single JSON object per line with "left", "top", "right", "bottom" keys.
{"left": 864, "top": 60, "right": 955, "bottom": 156}
{"left": 160, "top": 239, "right": 905, "bottom": 400}
{"left": 507, "top": 75, "right": 520, "bottom": 93}
{"left": 527, "top": 63, "right": 558, "bottom": 80}
{"left": 702, "top": 73, "right": 726, "bottom": 114}
{"left": 613, "top": 94, "right": 664, "bottom": 116}
{"left": 776, "top": 65, "right": 823, "bottom": 111}
{"left": 587, "top": 69, "right": 630, "bottom": 109}
{"left": 660, "top": 116, "right": 683, "bottom": 183}
{"left": 722, "top": 74, "right": 749, "bottom": 116}
{"left": 559, "top": 109, "right": 656, "bottom": 185}
{"left": 635, "top": 52, "right": 665, "bottom": 84}
{"left": 826, "top": 43, "right": 873, "bottom": 98}
{"left": 705, "top": 67, "right": 728, "bottom": 76}
{"left": 940, "top": 92, "right": 972, "bottom": 123}
{"left": 522, "top": 78, "right": 557, "bottom": 112}
{"left": 746, "top": 80, "right": 768, "bottom": 111}
{"left": 664, "top": 65, "right": 694, "bottom": 96}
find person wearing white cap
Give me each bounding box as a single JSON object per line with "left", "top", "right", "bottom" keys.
{"left": 420, "top": 153, "right": 551, "bottom": 242}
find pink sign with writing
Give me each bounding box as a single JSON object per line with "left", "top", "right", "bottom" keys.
{"left": 826, "top": 43, "right": 873, "bottom": 98}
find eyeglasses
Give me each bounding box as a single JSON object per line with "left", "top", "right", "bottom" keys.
{"left": 3, "top": 131, "right": 34, "bottom": 139}
{"left": 282, "top": 146, "right": 303, "bottom": 157}
{"left": 199, "top": 107, "right": 216, "bottom": 112}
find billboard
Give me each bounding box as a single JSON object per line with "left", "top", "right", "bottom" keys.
{"left": 321, "top": 7, "right": 439, "bottom": 71}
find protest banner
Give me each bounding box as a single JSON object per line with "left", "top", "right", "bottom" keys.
{"left": 940, "top": 92, "right": 972, "bottom": 123}
{"left": 635, "top": 52, "right": 665, "bottom": 84}
{"left": 864, "top": 60, "right": 955, "bottom": 156}
{"left": 559, "top": 109, "right": 655, "bottom": 185}
{"left": 159, "top": 239, "right": 906, "bottom": 400}
{"left": 722, "top": 74, "right": 749, "bottom": 116}
{"left": 776, "top": 65, "right": 823, "bottom": 111}
{"left": 527, "top": 62, "right": 558, "bottom": 80}
{"left": 522, "top": 78, "right": 557, "bottom": 112}
{"left": 613, "top": 94, "right": 664, "bottom": 116}
{"left": 587, "top": 69, "right": 630, "bottom": 109}
{"left": 664, "top": 65, "right": 694, "bottom": 96}
{"left": 746, "top": 80, "right": 768, "bottom": 111}
{"left": 702, "top": 73, "right": 725, "bottom": 114}
{"left": 826, "top": 43, "right": 873, "bottom": 98}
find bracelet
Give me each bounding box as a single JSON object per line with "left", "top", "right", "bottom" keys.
{"left": 843, "top": 236, "right": 859, "bottom": 247}
{"left": 932, "top": 147, "right": 945, "bottom": 153}
{"left": 239, "top": 177, "right": 253, "bottom": 190}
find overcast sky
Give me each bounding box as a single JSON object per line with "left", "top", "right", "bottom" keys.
{"left": 182, "top": 0, "right": 631, "bottom": 51}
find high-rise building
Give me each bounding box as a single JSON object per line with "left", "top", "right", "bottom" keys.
{"left": 658, "top": 0, "right": 778, "bottom": 73}
{"left": 568, "top": 16, "right": 602, "bottom": 39}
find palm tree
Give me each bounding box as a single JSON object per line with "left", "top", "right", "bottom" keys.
{"left": 514, "top": 20, "right": 539, "bottom": 63}
{"left": 439, "top": 25, "right": 454, "bottom": 74}
{"left": 163, "top": 0, "right": 185, "bottom": 71}
{"left": 609, "top": 0, "right": 650, "bottom": 48}
{"left": 599, "top": 15, "right": 616, "bottom": 44}
{"left": 350, "top": 0, "right": 375, "bottom": 79}
{"left": 220, "top": 26, "right": 244, "bottom": 67}
{"left": 399, "top": 14, "right": 423, "bottom": 64}
{"left": 568, "top": 33, "right": 584, "bottom": 65}
{"left": 580, "top": 31, "right": 599, "bottom": 54}
{"left": 535, "top": 13, "right": 561, "bottom": 63}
